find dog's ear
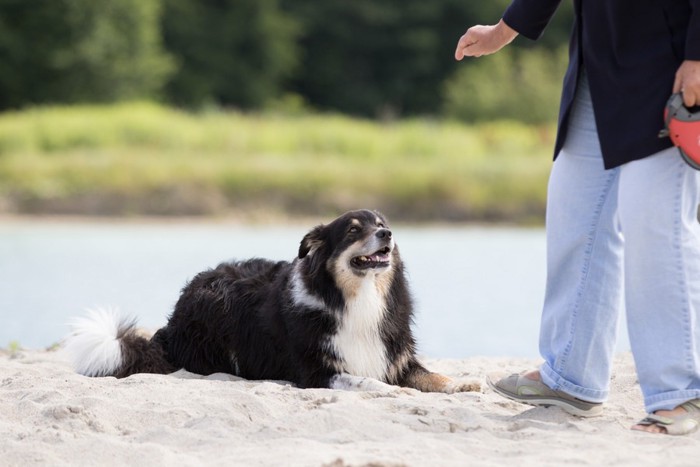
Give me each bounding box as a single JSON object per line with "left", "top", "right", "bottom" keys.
{"left": 299, "top": 224, "right": 325, "bottom": 259}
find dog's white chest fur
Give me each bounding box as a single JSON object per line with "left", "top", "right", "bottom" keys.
{"left": 329, "top": 279, "right": 389, "bottom": 381}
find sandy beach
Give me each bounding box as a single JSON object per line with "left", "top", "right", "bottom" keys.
{"left": 1, "top": 349, "right": 698, "bottom": 467}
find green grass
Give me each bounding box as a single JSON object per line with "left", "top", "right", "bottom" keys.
{"left": 0, "top": 102, "right": 556, "bottom": 222}
{"left": 7, "top": 341, "right": 20, "bottom": 357}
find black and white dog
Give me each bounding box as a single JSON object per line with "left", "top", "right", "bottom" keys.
{"left": 64, "top": 209, "right": 479, "bottom": 393}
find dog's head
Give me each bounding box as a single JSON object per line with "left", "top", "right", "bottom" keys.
{"left": 298, "top": 209, "right": 397, "bottom": 281}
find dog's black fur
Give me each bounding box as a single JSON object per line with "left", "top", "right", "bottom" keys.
{"left": 66, "top": 210, "right": 478, "bottom": 393}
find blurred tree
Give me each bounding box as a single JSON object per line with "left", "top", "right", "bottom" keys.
{"left": 161, "top": 0, "right": 299, "bottom": 109}
{"left": 0, "top": 0, "right": 173, "bottom": 109}
{"left": 0, "top": 0, "right": 573, "bottom": 117}
{"left": 442, "top": 1, "right": 573, "bottom": 123}
{"left": 443, "top": 46, "right": 569, "bottom": 124}
{"left": 280, "top": 0, "right": 435, "bottom": 117}
{"left": 278, "top": 0, "right": 573, "bottom": 118}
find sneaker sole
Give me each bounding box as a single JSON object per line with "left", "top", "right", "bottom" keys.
{"left": 487, "top": 378, "right": 603, "bottom": 418}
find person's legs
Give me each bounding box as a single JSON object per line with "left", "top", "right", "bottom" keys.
{"left": 618, "top": 147, "right": 700, "bottom": 415}
{"left": 489, "top": 72, "right": 624, "bottom": 411}
{"left": 537, "top": 72, "right": 625, "bottom": 403}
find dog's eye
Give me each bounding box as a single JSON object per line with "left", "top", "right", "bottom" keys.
{"left": 348, "top": 226, "right": 360, "bottom": 234}
{"left": 377, "top": 223, "right": 385, "bottom": 228}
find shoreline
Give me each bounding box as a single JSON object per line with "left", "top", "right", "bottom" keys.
{"left": 2, "top": 350, "right": 698, "bottom": 466}
{"left": 0, "top": 212, "right": 537, "bottom": 228}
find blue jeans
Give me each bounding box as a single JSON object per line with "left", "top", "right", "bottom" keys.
{"left": 539, "top": 72, "right": 700, "bottom": 413}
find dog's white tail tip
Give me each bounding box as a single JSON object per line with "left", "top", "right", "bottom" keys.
{"left": 63, "top": 307, "right": 135, "bottom": 377}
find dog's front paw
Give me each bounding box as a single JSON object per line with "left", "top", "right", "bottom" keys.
{"left": 405, "top": 370, "right": 481, "bottom": 394}
{"left": 445, "top": 379, "right": 482, "bottom": 394}
{"left": 330, "top": 373, "right": 396, "bottom": 392}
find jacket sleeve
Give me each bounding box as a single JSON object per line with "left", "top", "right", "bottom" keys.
{"left": 687, "top": 1, "right": 700, "bottom": 60}
{"left": 502, "top": 0, "right": 563, "bottom": 40}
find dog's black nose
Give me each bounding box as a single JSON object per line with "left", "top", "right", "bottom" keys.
{"left": 376, "top": 228, "right": 392, "bottom": 239}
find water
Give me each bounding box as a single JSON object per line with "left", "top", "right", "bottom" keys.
{"left": 0, "top": 220, "right": 630, "bottom": 358}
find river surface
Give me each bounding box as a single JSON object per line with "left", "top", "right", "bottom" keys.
{"left": 0, "top": 220, "right": 631, "bottom": 358}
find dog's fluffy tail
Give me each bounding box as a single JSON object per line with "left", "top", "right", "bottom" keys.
{"left": 63, "top": 307, "right": 175, "bottom": 378}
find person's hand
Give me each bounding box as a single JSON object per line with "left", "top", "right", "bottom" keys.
{"left": 454, "top": 19, "right": 518, "bottom": 61}
{"left": 673, "top": 60, "right": 700, "bottom": 107}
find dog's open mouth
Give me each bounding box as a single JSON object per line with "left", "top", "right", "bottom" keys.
{"left": 351, "top": 247, "right": 392, "bottom": 270}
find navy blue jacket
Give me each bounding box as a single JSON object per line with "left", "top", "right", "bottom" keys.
{"left": 503, "top": 0, "right": 700, "bottom": 168}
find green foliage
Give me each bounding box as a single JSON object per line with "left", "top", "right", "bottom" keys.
{"left": 280, "top": 0, "right": 442, "bottom": 116}
{"left": 0, "top": 103, "right": 554, "bottom": 222}
{"left": 443, "top": 46, "right": 568, "bottom": 124}
{"left": 0, "top": 0, "right": 173, "bottom": 108}
{"left": 162, "top": 0, "right": 300, "bottom": 109}
{"left": 279, "top": 0, "right": 573, "bottom": 117}
{"left": 0, "top": 0, "right": 574, "bottom": 117}
{"left": 57, "top": 0, "right": 175, "bottom": 102}
{"left": 8, "top": 340, "right": 20, "bottom": 357}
